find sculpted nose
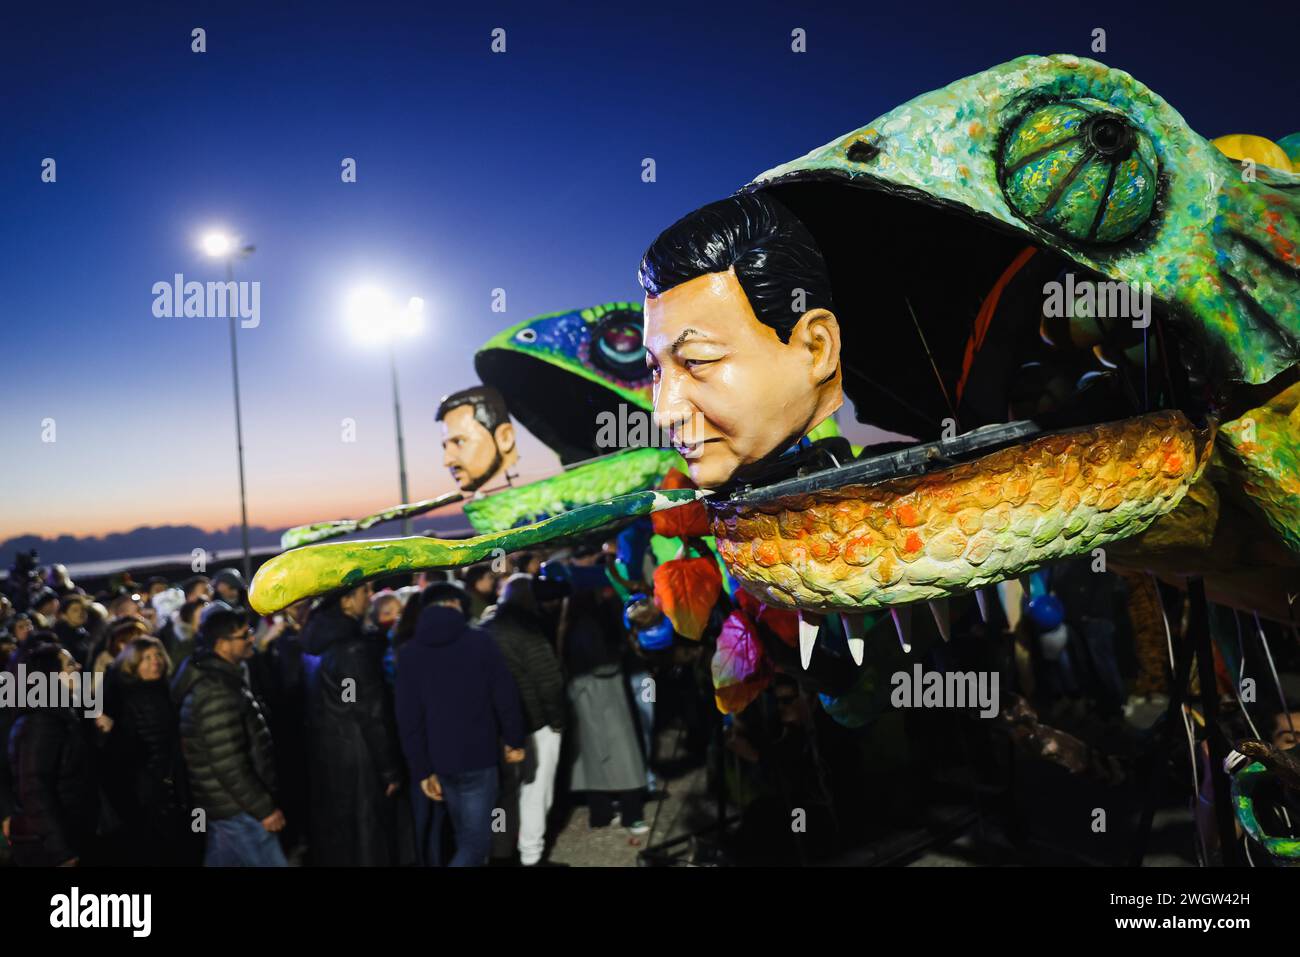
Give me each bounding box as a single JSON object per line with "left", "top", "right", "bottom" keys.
{"left": 653, "top": 372, "right": 692, "bottom": 436}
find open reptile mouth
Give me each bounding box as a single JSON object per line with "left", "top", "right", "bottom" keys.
{"left": 474, "top": 347, "right": 658, "bottom": 465}
{"left": 708, "top": 177, "right": 1221, "bottom": 614}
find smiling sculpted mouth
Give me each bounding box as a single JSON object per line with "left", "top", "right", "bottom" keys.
{"left": 672, "top": 435, "right": 717, "bottom": 457}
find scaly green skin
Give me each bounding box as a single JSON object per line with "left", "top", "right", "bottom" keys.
{"left": 1231, "top": 761, "right": 1300, "bottom": 864}
{"left": 250, "top": 488, "right": 706, "bottom": 614}
{"left": 749, "top": 52, "right": 1300, "bottom": 578}
{"left": 464, "top": 448, "right": 684, "bottom": 532}
{"left": 750, "top": 52, "right": 1300, "bottom": 858}
{"left": 476, "top": 302, "right": 653, "bottom": 418}
{"left": 751, "top": 53, "right": 1300, "bottom": 387}
{"left": 1218, "top": 381, "right": 1300, "bottom": 553}
{"left": 281, "top": 493, "right": 463, "bottom": 549}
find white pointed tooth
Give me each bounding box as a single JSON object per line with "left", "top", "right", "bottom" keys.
{"left": 974, "top": 589, "right": 990, "bottom": 624}
{"left": 840, "top": 614, "right": 867, "bottom": 665}
{"left": 798, "top": 614, "right": 819, "bottom": 670}
{"left": 890, "top": 606, "right": 912, "bottom": 654}
{"left": 928, "top": 599, "right": 951, "bottom": 643}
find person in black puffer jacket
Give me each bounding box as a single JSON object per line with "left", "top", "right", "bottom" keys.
{"left": 7, "top": 642, "right": 99, "bottom": 867}
{"left": 172, "top": 603, "right": 285, "bottom": 866}
{"left": 303, "top": 584, "right": 405, "bottom": 866}
{"left": 478, "top": 573, "right": 569, "bottom": 866}
{"left": 101, "top": 636, "right": 193, "bottom": 865}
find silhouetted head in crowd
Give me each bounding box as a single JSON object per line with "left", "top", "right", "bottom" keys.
{"left": 367, "top": 591, "right": 403, "bottom": 635}
{"left": 464, "top": 564, "right": 496, "bottom": 600}
{"left": 58, "top": 594, "right": 88, "bottom": 628}
{"left": 198, "top": 602, "right": 251, "bottom": 663}
{"left": 182, "top": 575, "right": 212, "bottom": 602}
{"left": 211, "top": 569, "right": 247, "bottom": 606}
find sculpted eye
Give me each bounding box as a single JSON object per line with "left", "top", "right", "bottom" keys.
{"left": 999, "top": 100, "right": 1158, "bottom": 244}
{"left": 515, "top": 328, "right": 538, "bottom": 343}
{"left": 590, "top": 308, "right": 648, "bottom": 379}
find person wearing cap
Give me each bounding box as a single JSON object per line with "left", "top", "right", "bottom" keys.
{"left": 211, "top": 568, "right": 254, "bottom": 625}
{"left": 172, "top": 602, "right": 285, "bottom": 866}
{"left": 395, "top": 581, "right": 526, "bottom": 866}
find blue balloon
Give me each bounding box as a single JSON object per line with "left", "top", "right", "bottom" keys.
{"left": 636, "top": 616, "right": 675, "bottom": 651}
{"left": 616, "top": 518, "right": 652, "bottom": 573}
{"left": 1026, "top": 593, "right": 1064, "bottom": 631}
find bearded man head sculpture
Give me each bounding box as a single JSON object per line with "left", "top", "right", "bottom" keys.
{"left": 639, "top": 191, "right": 844, "bottom": 489}
{"left": 436, "top": 385, "right": 518, "bottom": 493}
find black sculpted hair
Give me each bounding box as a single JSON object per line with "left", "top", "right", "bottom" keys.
{"left": 638, "top": 191, "right": 835, "bottom": 343}
{"left": 436, "top": 385, "right": 511, "bottom": 435}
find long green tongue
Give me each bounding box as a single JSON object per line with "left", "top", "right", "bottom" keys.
{"left": 280, "top": 492, "right": 464, "bottom": 549}
{"left": 250, "top": 487, "right": 708, "bottom": 614}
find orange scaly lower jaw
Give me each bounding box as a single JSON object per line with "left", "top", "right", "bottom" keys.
{"left": 710, "top": 411, "right": 1213, "bottom": 613}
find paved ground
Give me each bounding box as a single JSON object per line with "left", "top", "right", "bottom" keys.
{"left": 546, "top": 750, "right": 712, "bottom": 867}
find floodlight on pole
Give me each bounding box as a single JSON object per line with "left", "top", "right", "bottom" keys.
{"left": 200, "top": 228, "right": 253, "bottom": 581}
{"left": 344, "top": 284, "right": 423, "bottom": 534}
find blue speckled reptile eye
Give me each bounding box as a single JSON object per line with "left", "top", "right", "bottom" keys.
{"left": 999, "top": 100, "right": 1158, "bottom": 244}
{"left": 590, "top": 308, "right": 648, "bottom": 379}
{"left": 516, "top": 328, "right": 538, "bottom": 343}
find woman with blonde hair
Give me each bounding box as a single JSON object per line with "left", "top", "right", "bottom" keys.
{"left": 101, "top": 635, "right": 191, "bottom": 863}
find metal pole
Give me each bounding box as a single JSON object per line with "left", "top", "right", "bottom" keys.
{"left": 389, "top": 339, "right": 412, "bottom": 535}
{"left": 1189, "top": 577, "right": 1239, "bottom": 866}
{"left": 226, "top": 258, "right": 252, "bottom": 581}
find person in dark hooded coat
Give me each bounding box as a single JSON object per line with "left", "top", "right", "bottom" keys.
{"left": 302, "top": 584, "right": 405, "bottom": 865}
{"left": 395, "top": 584, "right": 526, "bottom": 866}
{"left": 6, "top": 642, "right": 99, "bottom": 866}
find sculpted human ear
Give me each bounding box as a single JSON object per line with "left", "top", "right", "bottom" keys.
{"left": 493, "top": 421, "right": 517, "bottom": 456}
{"left": 792, "top": 308, "right": 842, "bottom": 386}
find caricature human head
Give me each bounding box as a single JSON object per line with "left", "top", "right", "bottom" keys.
{"left": 639, "top": 191, "right": 843, "bottom": 488}
{"left": 436, "top": 385, "right": 518, "bottom": 492}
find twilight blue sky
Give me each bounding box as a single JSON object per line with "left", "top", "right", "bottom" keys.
{"left": 1, "top": 1, "right": 1294, "bottom": 540}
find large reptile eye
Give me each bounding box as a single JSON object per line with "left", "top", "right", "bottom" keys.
{"left": 589, "top": 308, "right": 647, "bottom": 380}
{"left": 999, "top": 100, "right": 1158, "bottom": 244}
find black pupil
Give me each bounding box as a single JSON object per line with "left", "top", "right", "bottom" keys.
{"left": 1087, "top": 116, "right": 1130, "bottom": 156}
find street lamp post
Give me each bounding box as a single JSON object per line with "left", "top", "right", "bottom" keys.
{"left": 348, "top": 288, "right": 422, "bottom": 537}
{"left": 388, "top": 337, "right": 411, "bottom": 535}
{"left": 203, "top": 232, "right": 254, "bottom": 582}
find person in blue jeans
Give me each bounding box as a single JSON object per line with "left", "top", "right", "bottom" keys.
{"left": 204, "top": 811, "right": 288, "bottom": 867}
{"left": 422, "top": 766, "right": 500, "bottom": 866}
{"left": 395, "top": 582, "right": 525, "bottom": 867}
{"left": 173, "top": 603, "right": 287, "bottom": 867}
